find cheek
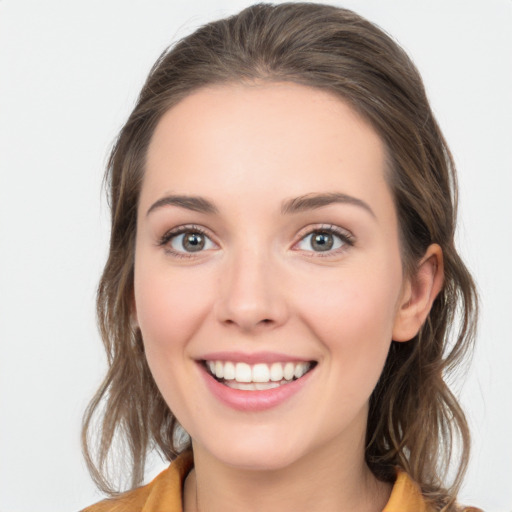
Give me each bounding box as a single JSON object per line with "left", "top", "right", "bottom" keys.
{"left": 133, "top": 259, "right": 213, "bottom": 356}
{"left": 133, "top": 258, "right": 217, "bottom": 422}
{"left": 302, "top": 265, "right": 401, "bottom": 338}
{"left": 297, "top": 262, "right": 402, "bottom": 389}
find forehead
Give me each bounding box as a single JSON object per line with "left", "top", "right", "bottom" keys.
{"left": 142, "top": 82, "right": 392, "bottom": 221}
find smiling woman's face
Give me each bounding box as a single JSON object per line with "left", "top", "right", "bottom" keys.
{"left": 134, "top": 82, "right": 411, "bottom": 471}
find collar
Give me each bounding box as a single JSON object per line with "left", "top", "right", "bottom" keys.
{"left": 83, "top": 452, "right": 434, "bottom": 512}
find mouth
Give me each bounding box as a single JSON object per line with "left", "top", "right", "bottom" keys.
{"left": 202, "top": 359, "right": 317, "bottom": 391}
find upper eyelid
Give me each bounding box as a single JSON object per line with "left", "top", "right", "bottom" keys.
{"left": 158, "top": 225, "right": 218, "bottom": 259}
{"left": 157, "top": 223, "right": 354, "bottom": 248}
{"left": 158, "top": 224, "right": 216, "bottom": 245}
{"left": 295, "top": 224, "right": 354, "bottom": 241}
{"left": 292, "top": 224, "right": 355, "bottom": 253}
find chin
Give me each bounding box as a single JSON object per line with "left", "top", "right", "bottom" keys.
{"left": 220, "top": 450, "right": 299, "bottom": 472}
{"left": 195, "top": 431, "right": 306, "bottom": 472}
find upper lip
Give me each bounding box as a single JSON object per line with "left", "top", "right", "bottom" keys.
{"left": 198, "top": 351, "right": 315, "bottom": 364}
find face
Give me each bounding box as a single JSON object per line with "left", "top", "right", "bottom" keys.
{"left": 134, "top": 82, "right": 410, "bottom": 471}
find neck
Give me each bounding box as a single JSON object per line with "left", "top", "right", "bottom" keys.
{"left": 183, "top": 434, "right": 392, "bottom": 512}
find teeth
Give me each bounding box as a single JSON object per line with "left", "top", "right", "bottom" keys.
{"left": 206, "top": 360, "right": 313, "bottom": 384}
{"left": 225, "top": 381, "right": 282, "bottom": 391}
{"left": 283, "top": 362, "right": 294, "bottom": 380}
{"left": 215, "top": 361, "right": 224, "bottom": 379}
{"left": 223, "top": 361, "right": 235, "bottom": 380}
{"left": 235, "top": 362, "right": 252, "bottom": 383}
{"left": 252, "top": 363, "right": 270, "bottom": 383}
{"left": 294, "top": 362, "right": 309, "bottom": 378}
{"left": 255, "top": 382, "right": 280, "bottom": 390}
{"left": 270, "top": 362, "right": 283, "bottom": 381}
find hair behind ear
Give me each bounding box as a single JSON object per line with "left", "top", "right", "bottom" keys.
{"left": 393, "top": 244, "right": 444, "bottom": 342}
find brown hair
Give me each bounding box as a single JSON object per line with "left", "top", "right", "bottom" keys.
{"left": 82, "top": 3, "right": 478, "bottom": 510}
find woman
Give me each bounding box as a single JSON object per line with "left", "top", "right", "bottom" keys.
{"left": 82, "top": 3, "right": 479, "bottom": 511}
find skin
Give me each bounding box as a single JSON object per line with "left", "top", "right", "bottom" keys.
{"left": 133, "top": 82, "right": 443, "bottom": 512}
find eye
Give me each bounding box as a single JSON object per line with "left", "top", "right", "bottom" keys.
{"left": 296, "top": 227, "right": 353, "bottom": 253}
{"left": 159, "top": 226, "right": 216, "bottom": 255}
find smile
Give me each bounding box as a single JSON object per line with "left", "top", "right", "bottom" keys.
{"left": 204, "top": 360, "right": 315, "bottom": 391}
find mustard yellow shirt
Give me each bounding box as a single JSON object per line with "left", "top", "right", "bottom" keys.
{"left": 81, "top": 452, "right": 478, "bottom": 512}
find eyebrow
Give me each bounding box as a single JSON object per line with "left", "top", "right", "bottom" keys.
{"left": 146, "top": 195, "right": 219, "bottom": 216}
{"left": 281, "top": 192, "right": 376, "bottom": 218}
{"left": 146, "top": 192, "right": 375, "bottom": 218}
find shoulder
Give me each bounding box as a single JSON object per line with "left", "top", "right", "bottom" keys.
{"left": 384, "top": 471, "right": 483, "bottom": 512}
{"left": 384, "top": 470, "right": 433, "bottom": 512}
{"left": 80, "top": 451, "right": 194, "bottom": 512}
{"left": 80, "top": 484, "right": 151, "bottom": 512}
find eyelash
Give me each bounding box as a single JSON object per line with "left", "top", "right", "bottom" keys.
{"left": 294, "top": 224, "right": 354, "bottom": 257}
{"left": 158, "top": 224, "right": 354, "bottom": 258}
{"left": 158, "top": 224, "right": 214, "bottom": 259}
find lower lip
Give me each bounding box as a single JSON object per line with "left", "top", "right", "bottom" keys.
{"left": 199, "top": 364, "right": 314, "bottom": 412}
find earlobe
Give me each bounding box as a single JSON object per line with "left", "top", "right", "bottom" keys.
{"left": 392, "top": 244, "right": 444, "bottom": 342}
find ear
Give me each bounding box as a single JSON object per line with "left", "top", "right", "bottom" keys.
{"left": 392, "top": 244, "right": 444, "bottom": 342}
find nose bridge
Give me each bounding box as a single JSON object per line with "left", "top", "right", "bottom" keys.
{"left": 215, "top": 239, "right": 288, "bottom": 331}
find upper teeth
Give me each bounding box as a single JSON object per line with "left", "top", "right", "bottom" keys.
{"left": 206, "top": 361, "right": 311, "bottom": 383}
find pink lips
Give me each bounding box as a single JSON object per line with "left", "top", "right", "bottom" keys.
{"left": 198, "top": 353, "right": 315, "bottom": 412}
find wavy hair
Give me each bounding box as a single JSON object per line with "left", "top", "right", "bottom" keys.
{"left": 82, "top": 4, "right": 478, "bottom": 510}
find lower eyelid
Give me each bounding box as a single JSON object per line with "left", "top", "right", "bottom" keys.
{"left": 157, "top": 225, "right": 219, "bottom": 255}
{"left": 158, "top": 225, "right": 353, "bottom": 257}
{"left": 295, "top": 226, "right": 354, "bottom": 249}
{"left": 159, "top": 225, "right": 208, "bottom": 244}
{"left": 297, "top": 235, "right": 344, "bottom": 252}
{"left": 172, "top": 233, "right": 216, "bottom": 251}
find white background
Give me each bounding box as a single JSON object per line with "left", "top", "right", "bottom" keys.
{"left": 0, "top": 1, "right": 511, "bottom": 511}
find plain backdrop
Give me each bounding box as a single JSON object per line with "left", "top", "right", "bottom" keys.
{"left": 1, "top": 1, "right": 511, "bottom": 511}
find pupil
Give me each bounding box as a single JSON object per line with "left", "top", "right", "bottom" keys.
{"left": 312, "top": 232, "right": 333, "bottom": 251}
{"left": 184, "top": 232, "right": 204, "bottom": 252}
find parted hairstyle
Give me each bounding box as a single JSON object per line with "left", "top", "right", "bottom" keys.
{"left": 82, "top": 3, "right": 478, "bottom": 511}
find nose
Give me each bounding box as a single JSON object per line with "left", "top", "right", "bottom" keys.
{"left": 214, "top": 246, "right": 289, "bottom": 333}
